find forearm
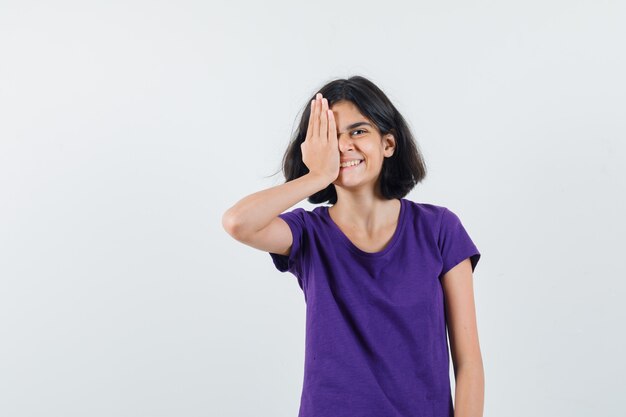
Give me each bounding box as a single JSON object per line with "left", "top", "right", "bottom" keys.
{"left": 222, "top": 173, "right": 329, "bottom": 238}
{"left": 453, "top": 361, "right": 484, "bottom": 417}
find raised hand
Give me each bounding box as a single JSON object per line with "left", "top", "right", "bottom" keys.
{"left": 301, "top": 93, "right": 340, "bottom": 184}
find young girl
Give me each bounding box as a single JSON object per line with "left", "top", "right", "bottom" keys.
{"left": 222, "top": 76, "right": 484, "bottom": 417}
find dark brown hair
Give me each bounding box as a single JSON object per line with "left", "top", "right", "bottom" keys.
{"left": 272, "top": 75, "right": 427, "bottom": 205}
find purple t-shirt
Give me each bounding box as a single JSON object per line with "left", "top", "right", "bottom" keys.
{"left": 269, "top": 198, "right": 480, "bottom": 417}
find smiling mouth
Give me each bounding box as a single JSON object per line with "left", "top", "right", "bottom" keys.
{"left": 340, "top": 160, "right": 364, "bottom": 169}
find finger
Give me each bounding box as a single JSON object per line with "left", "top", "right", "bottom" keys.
{"left": 306, "top": 99, "right": 314, "bottom": 140}
{"left": 320, "top": 98, "right": 328, "bottom": 142}
{"left": 327, "top": 108, "right": 338, "bottom": 145}
{"left": 312, "top": 94, "right": 320, "bottom": 141}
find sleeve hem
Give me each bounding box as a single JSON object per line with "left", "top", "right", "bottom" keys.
{"left": 440, "top": 251, "right": 481, "bottom": 278}
{"left": 268, "top": 213, "right": 303, "bottom": 277}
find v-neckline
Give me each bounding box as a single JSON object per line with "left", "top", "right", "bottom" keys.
{"left": 323, "top": 198, "right": 406, "bottom": 258}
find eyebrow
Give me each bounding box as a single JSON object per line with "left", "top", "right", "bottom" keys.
{"left": 338, "top": 122, "right": 372, "bottom": 134}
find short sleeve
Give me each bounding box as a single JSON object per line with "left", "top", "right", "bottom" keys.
{"left": 268, "top": 208, "right": 307, "bottom": 278}
{"left": 438, "top": 207, "right": 481, "bottom": 278}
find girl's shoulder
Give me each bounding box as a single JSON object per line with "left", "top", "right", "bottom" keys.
{"left": 402, "top": 198, "right": 449, "bottom": 221}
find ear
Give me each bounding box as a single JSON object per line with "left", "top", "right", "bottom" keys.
{"left": 383, "top": 133, "right": 396, "bottom": 157}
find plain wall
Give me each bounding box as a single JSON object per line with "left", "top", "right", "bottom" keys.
{"left": 1, "top": 1, "right": 624, "bottom": 416}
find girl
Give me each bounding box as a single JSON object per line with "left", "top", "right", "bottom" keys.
{"left": 222, "top": 76, "right": 484, "bottom": 417}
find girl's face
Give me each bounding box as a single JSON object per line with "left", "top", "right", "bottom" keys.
{"left": 329, "top": 100, "right": 396, "bottom": 191}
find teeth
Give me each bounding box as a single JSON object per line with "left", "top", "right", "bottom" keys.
{"left": 340, "top": 160, "right": 362, "bottom": 168}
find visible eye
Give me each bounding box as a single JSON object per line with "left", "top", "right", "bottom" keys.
{"left": 352, "top": 129, "right": 366, "bottom": 136}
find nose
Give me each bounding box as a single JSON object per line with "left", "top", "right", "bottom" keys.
{"left": 338, "top": 132, "right": 354, "bottom": 152}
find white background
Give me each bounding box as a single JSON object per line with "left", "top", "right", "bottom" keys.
{"left": 1, "top": 1, "right": 624, "bottom": 416}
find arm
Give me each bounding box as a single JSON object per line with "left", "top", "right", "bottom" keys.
{"left": 441, "top": 258, "right": 485, "bottom": 417}
{"left": 221, "top": 172, "right": 329, "bottom": 241}
{"left": 222, "top": 93, "right": 339, "bottom": 253}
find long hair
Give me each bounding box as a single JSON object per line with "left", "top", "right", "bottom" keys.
{"left": 272, "top": 75, "right": 427, "bottom": 205}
